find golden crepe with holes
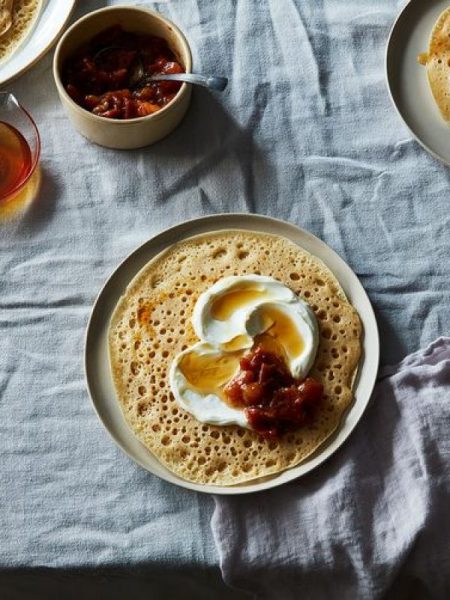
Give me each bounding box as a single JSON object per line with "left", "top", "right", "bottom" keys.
{"left": 419, "top": 7, "right": 450, "bottom": 122}
{"left": 0, "top": 0, "right": 14, "bottom": 38}
{"left": 0, "top": 0, "right": 42, "bottom": 62}
{"left": 108, "top": 230, "right": 361, "bottom": 485}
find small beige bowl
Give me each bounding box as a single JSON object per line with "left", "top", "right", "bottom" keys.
{"left": 53, "top": 6, "right": 192, "bottom": 149}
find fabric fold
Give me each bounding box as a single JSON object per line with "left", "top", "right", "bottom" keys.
{"left": 212, "top": 338, "right": 450, "bottom": 599}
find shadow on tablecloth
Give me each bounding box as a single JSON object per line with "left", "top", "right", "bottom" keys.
{"left": 0, "top": 565, "right": 249, "bottom": 600}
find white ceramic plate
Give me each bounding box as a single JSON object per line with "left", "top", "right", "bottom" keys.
{"left": 386, "top": 0, "right": 450, "bottom": 165}
{"left": 85, "top": 214, "right": 379, "bottom": 495}
{"left": 0, "top": 0, "right": 76, "bottom": 86}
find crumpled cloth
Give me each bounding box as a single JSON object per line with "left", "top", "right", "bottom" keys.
{"left": 212, "top": 338, "right": 450, "bottom": 599}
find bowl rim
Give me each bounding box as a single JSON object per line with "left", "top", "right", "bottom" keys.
{"left": 52, "top": 5, "right": 193, "bottom": 126}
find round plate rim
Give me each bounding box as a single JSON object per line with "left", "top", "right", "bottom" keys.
{"left": 84, "top": 214, "right": 380, "bottom": 495}
{"left": 0, "top": 0, "right": 76, "bottom": 87}
{"left": 385, "top": 0, "right": 450, "bottom": 167}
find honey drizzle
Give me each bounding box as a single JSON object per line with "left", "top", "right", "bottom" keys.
{"left": 211, "top": 287, "right": 269, "bottom": 320}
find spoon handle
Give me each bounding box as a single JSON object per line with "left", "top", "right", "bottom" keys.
{"left": 148, "top": 73, "right": 228, "bottom": 91}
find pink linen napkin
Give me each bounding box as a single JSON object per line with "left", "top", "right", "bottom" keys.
{"left": 211, "top": 338, "right": 450, "bottom": 599}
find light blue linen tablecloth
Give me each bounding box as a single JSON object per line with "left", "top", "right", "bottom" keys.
{"left": 1, "top": 0, "right": 449, "bottom": 598}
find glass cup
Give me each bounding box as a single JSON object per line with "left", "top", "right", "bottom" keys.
{"left": 0, "top": 92, "right": 40, "bottom": 205}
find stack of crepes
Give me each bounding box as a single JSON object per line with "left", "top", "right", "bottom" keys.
{"left": 422, "top": 7, "right": 450, "bottom": 123}
{"left": 108, "top": 230, "right": 362, "bottom": 486}
{"left": 0, "top": 0, "right": 42, "bottom": 63}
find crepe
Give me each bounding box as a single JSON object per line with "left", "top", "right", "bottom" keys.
{"left": 0, "top": 1, "right": 13, "bottom": 38}
{"left": 421, "top": 7, "right": 450, "bottom": 122}
{"left": 0, "top": 0, "right": 41, "bottom": 63}
{"left": 109, "top": 230, "right": 362, "bottom": 486}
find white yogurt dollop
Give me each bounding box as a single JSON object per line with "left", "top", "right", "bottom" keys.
{"left": 169, "top": 275, "right": 319, "bottom": 428}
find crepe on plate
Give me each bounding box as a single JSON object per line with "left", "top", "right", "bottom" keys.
{"left": 0, "top": 0, "right": 42, "bottom": 63}
{"left": 108, "top": 230, "right": 362, "bottom": 486}
{"left": 0, "top": 1, "right": 13, "bottom": 38}
{"left": 419, "top": 7, "right": 450, "bottom": 122}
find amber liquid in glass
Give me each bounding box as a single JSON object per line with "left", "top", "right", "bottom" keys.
{"left": 0, "top": 122, "right": 32, "bottom": 199}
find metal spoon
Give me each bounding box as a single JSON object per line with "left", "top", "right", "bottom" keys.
{"left": 143, "top": 73, "right": 228, "bottom": 91}
{"left": 128, "top": 57, "right": 227, "bottom": 91}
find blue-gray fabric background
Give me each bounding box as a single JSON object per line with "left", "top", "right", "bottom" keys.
{"left": 1, "top": 0, "right": 449, "bottom": 598}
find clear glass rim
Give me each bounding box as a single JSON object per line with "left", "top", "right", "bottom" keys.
{"left": 0, "top": 93, "right": 41, "bottom": 200}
